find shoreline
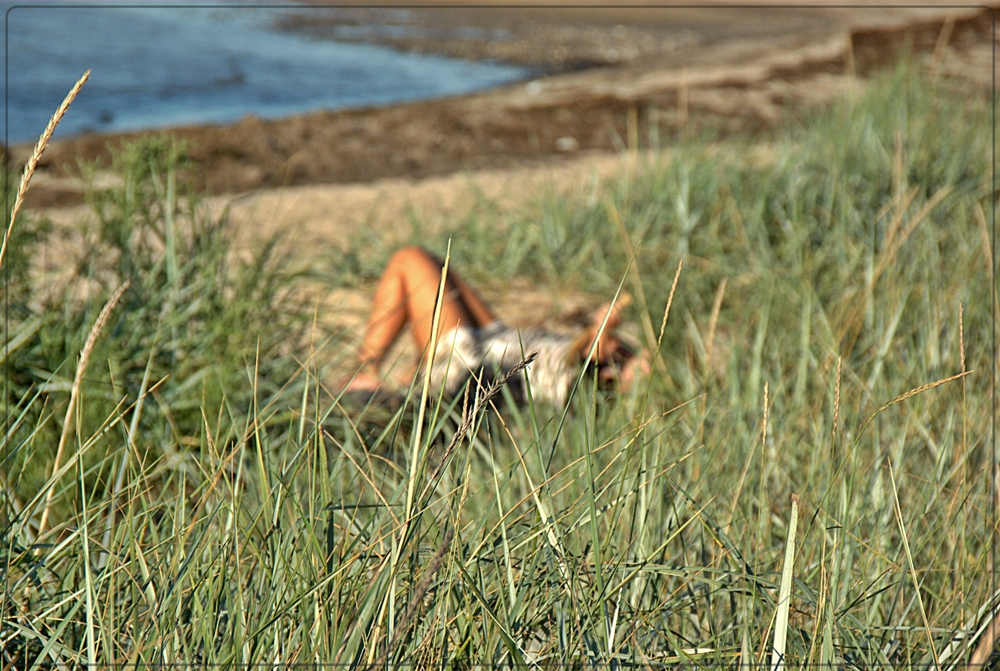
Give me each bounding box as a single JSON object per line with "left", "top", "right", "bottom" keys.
{"left": 15, "top": 3, "right": 993, "bottom": 211}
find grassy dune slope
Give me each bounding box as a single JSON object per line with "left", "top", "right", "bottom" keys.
{"left": 2, "top": 61, "right": 996, "bottom": 668}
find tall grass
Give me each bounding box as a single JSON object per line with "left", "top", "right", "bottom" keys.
{"left": 2, "top": 60, "right": 995, "bottom": 668}
{"left": 2, "top": 135, "right": 312, "bottom": 534}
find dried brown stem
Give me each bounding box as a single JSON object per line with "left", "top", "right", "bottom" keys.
{"left": 0, "top": 70, "right": 89, "bottom": 272}
{"left": 37, "top": 280, "right": 130, "bottom": 539}
{"left": 366, "top": 523, "right": 456, "bottom": 671}
{"left": 970, "top": 610, "right": 1000, "bottom": 669}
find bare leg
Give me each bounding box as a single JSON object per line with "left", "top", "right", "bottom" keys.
{"left": 349, "top": 247, "right": 495, "bottom": 390}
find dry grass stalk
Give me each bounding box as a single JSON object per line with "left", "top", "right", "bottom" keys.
{"left": 655, "top": 258, "right": 684, "bottom": 358}
{"left": 738, "top": 379, "right": 768, "bottom": 540}
{"left": 37, "top": 280, "right": 130, "bottom": 538}
{"left": 705, "top": 277, "right": 727, "bottom": 376}
{"left": 975, "top": 201, "right": 992, "bottom": 275}
{"left": 969, "top": 611, "right": 1000, "bottom": 670}
{"left": 367, "top": 353, "right": 535, "bottom": 669}
{"left": 876, "top": 369, "right": 972, "bottom": 414}
{"left": 891, "top": 131, "right": 905, "bottom": 203}
{"left": 627, "top": 106, "right": 639, "bottom": 157}
{"left": 365, "top": 523, "right": 455, "bottom": 671}
{"left": 883, "top": 185, "right": 919, "bottom": 255}
{"left": 0, "top": 70, "right": 90, "bottom": 272}
{"left": 1, "top": 70, "right": 91, "bottom": 535}
{"left": 873, "top": 184, "right": 953, "bottom": 285}
{"left": 770, "top": 493, "right": 799, "bottom": 671}
{"left": 843, "top": 32, "right": 856, "bottom": 79}
{"left": 930, "top": 14, "right": 956, "bottom": 75}
{"left": 416, "top": 353, "right": 536, "bottom": 508}
{"left": 678, "top": 67, "right": 689, "bottom": 129}
{"left": 408, "top": 245, "right": 452, "bottom": 514}
{"left": 888, "top": 458, "right": 940, "bottom": 668}
{"left": 956, "top": 303, "right": 967, "bottom": 473}
{"left": 762, "top": 380, "right": 769, "bottom": 451}
{"left": 831, "top": 355, "right": 842, "bottom": 451}
{"left": 606, "top": 199, "right": 668, "bottom": 377}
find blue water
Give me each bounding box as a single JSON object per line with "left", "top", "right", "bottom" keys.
{"left": 2, "top": 3, "right": 532, "bottom": 145}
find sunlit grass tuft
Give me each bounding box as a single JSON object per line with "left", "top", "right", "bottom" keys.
{"left": 2, "top": 60, "right": 995, "bottom": 668}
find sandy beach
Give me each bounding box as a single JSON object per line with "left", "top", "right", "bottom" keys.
{"left": 17, "top": 3, "right": 993, "bottom": 213}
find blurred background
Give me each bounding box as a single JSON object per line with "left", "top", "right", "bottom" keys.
{"left": 4, "top": 2, "right": 992, "bottom": 205}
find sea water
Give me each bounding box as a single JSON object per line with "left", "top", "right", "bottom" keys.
{"left": 3, "top": 2, "right": 531, "bottom": 145}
